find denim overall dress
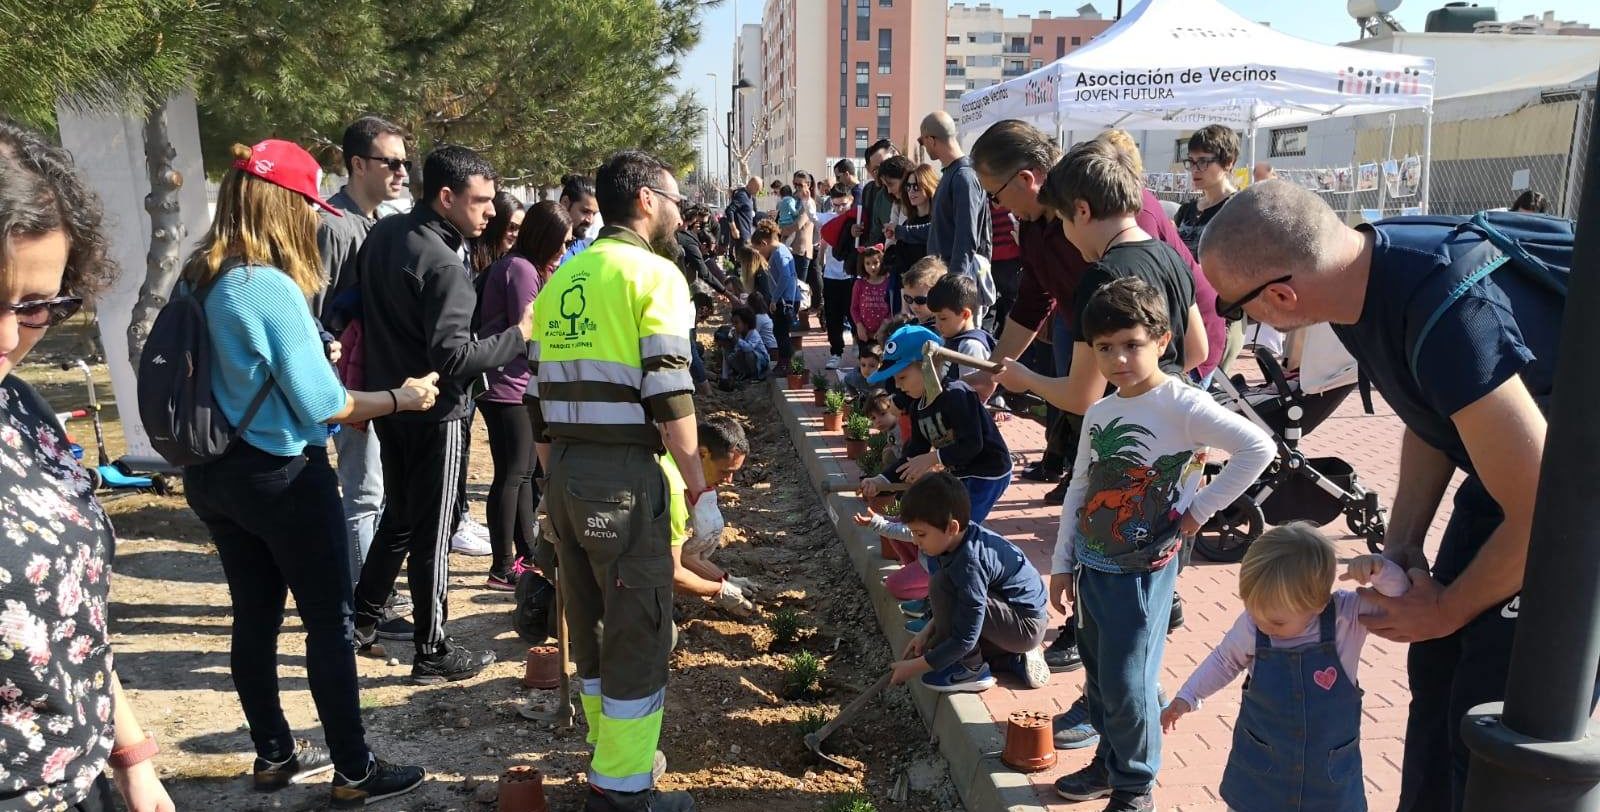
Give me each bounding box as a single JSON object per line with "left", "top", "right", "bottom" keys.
{"left": 1219, "top": 601, "right": 1366, "bottom": 811}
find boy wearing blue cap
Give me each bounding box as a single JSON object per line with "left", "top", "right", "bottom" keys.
{"left": 860, "top": 324, "right": 1011, "bottom": 523}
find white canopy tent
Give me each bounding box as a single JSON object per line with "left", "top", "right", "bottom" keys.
{"left": 957, "top": 0, "right": 1438, "bottom": 209}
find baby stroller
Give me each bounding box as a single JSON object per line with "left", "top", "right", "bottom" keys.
{"left": 1194, "top": 323, "right": 1388, "bottom": 562}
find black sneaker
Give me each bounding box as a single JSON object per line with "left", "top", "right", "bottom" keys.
{"left": 1044, "top": 628, "right": 1082, "bottom": 673}
{"left": 1053, "top": 696, "right": 1099, "bottom": 750}
{"left": 585, "top": 785, "right": 696, "bottom": 811}
{"left": 1044, "top": 479, "right": 1070, "bottom": 505}
{"left": 1168, "top": 595, "right": 1185, "bottom": 632}
{"left": 1104, "top": 790, "right": 1154, "bottom": 812}
{"left": 1055, "top": 756, "right": 1113, "bottom": 802}
{"left": 375, "top": 616, "right": 414, "bottom": 641}
{"left": 411, "top": 642, "right": 495, "bottom": 685}
{"left": 253, "top": 739, "right": 334, "bottom": 791}
{"left": 352, "top": 623, "right": 379, "bottom": 653}
{"left": 1020, "top": 459, "right": 1064, "bottom": 483}
{"left": 330, "top": 757, "right": 425, "bottom": 808}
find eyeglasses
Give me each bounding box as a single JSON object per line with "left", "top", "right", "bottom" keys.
{"left": 1215, "top": 275, "right": 1291, "bottom": 321}
{"left": 359, "top": 155, "right": 412, "bottom": 174}
{"left": 647, "top": 186, "right": 685, "bottom": 204}
{"left": 1181, "top": 156, "right": 1220, "bottom": 171}
{"left": 986, "top": 168, "right": 1022, "bottom": 204}
{"left": 906, "top": 295, "right": 930, "bottom": 306}
{"left": 0, "top": 296, "right": 83, "bottom": 329}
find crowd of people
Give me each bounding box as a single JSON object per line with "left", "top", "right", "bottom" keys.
{"left": 0, "top": 82, "right": 1567, "bottom": 812}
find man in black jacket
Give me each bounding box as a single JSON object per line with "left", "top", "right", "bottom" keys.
{"left": 353, "top": 145, "right": 532, "bottom": 683}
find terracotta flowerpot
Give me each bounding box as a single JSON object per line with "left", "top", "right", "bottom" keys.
{"left": 522, "top": 645, "right": 561, "bottom": 689}
{"left": 790, "top": 334, "right": 805, "bottom": 352}
{"left": 786, "top": 372, "right": 805, "bottom": 389}
{"left": 822, "top": 412, "right": 843, "bottom": 432}
{"left": 844, "top": 437, "right": 867, "bottom": 460}
{"left": 498, "top": 765, "right": 550, "bottom": 812}
{"left": 879, "top": 535, "right": 899, "bottom": 560}
{"left": 869, "top": 493, "right": 897, "bottom": 514}
{"left": 812, "top": 388, "right": 828, "bottom": 407}
{"left": 1001, "top": 711, "right": 1057, "bottom": 773}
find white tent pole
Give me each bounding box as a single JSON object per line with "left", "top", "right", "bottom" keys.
{"left": 1248, "top": 111, "right": 1259, "bottom": 182}
{"left": 1421, "top": 105, "right": 1435, "bottom": 214}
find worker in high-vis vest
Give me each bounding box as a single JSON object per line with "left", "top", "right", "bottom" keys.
{"left": 527, "top": 150, "right": 707, "bottom": 812}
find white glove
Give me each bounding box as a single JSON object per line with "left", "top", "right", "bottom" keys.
{"left": 690, "top": 490, "right": 725, "bottom": 552}
{"left": 713, "top": 579, "right": 756, "bottom": 617}
{"left": 725, "top": 574, "right": 766, "bottom": 597}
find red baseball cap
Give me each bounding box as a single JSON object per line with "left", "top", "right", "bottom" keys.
{"left": 233, "top": 139, "right": 341, "bottom": 216}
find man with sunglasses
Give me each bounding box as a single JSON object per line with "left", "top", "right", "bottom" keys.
{"left": 1202, "top": 181, "right": 1561, "bottom": 812}
{"left": 317, "top": 115, "right": 416, "bottom": 642}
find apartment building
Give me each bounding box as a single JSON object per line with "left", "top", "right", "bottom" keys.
{"left": 757, "top": 0, "right": 946, "bottom": 182}
{"left": 944, "top": 3, "right": 1112, "bottom": 116}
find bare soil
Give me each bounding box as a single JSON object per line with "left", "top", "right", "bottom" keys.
{"left": 18, "top": 321, "right": 962, "bottom": 812}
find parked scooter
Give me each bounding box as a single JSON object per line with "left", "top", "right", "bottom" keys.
{"left": 53, "top": 359, "right": 175, "bottom": 495}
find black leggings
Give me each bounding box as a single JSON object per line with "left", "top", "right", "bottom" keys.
{"left": 823, "top": 277, "right": 856, "bottom": 356}
{"left": 480, "top": 400, "right": 538, "bottom": 574}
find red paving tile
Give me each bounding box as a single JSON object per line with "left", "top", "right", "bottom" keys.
{"left": 781, "top": 327, "right": 1461, "bottom": 810}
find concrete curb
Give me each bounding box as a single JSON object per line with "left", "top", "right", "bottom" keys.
{"left": 769, "top": 377, "right": 1049, "bottom": 812}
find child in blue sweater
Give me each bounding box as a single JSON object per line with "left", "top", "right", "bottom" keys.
{"left": 886, "top": 472, "right": 1050, "bottom": 693}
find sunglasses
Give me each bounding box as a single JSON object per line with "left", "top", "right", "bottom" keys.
{"left": 1215, "top": 275, "right": 1291, "bottom": 321}
{"left": 1182, "top": 156, "right": 1220, "bottom": 171}
{"left": 986, "top": 168, "right": 1021, "bottom": 204}
{"left": 906, "top": 295, "right": 930, "bottom": 306}
{"left": 359, "top": 155, "right": 412, "bottom": 174}
{"left": 0, "top": 296, "right": 83, "bottom": 329}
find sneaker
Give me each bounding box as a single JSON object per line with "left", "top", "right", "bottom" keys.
{"left": 1044, "top": 628, "right": 1082, "bottom": 673}
{"left": 585, "top": 785, "right": 696, "bottom": 812}
{"left": 374, "top": 616, "right": 415, "bottom": 641}
{"left": 1044, "top": 479, "right": 1070, "bottom": 505}
{"left": 921, "top": 662, "right": 996, "bottom": 693}
{"left": 1168, "top": 595, "right": 1185, "bottom": 632}
{"left": 1104, "top": 790, "right": 1155, "bottom": 812}
{"left": 1020, "top": 459, "right": 1064, "bottom": 483}
{"left": 825, "top": 355, "right": 841, "bottom": 370}
{"left": 330, "top": 756, "right": 426, "bottom": 808}
{"left": 898, "top": 599, "right": 929, "bottom": 618}
{"left": 353, "top": 623, "right": 379, "bottom": 653}
{"left": 383, "top": 591, "right": 413, "bottom": 619}
{"left": 1017, "top": 647, "right": 1051, "bottom": 689}
{"left": 1053, "top": 696, "right": 1100, "bottom": 750}
{"left": 253, "top": 739, "right": 334, "bottom": 791}
{"left": 451, "top": 522, "right": 492, "bottom": 556}
{"left": 486, "top": 571, "right": 517, "bottom": 591}
{"left": 411, "top": 642, "right": 495, "bottom": 685}
{"left": 1054, "top": 756, "right": 1112, "bottom": 801}
{"left": 904, "top": 616, "right": 929, "bottom": 634}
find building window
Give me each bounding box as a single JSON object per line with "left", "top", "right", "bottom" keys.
{"left": 1270, "top": 126, "right": 1309, "bottom": 157}
{"left": 947, "top": 35, "right": 959, "bottom": 45}
{"left": 1033, "top": 35, "right": 1043, "bottom": 44}
{"left": 855, "top": 61, "right": 869, "bottom": 107}
{"left": 855, "top": 128, "right": 870, "bottom": 148}
{"left": 877, "top": 94, "right": 891, "bottom": 139}
{"left": 1032, "top": 59, "right": 1043, "bottom": 69}
{"left": 879, "top": 0, "right": 891, "bottom": 5}
{"left": 878, "top": 29, "right": 892, "bottom": 74}
{"left": 857, "top": 0, "right": 870, "bottom": 41}
{"left": 1072, "top": 36, "right": 1082, "bottom": 45}
{"left": 1056, "top": 36, "right": 1066, "bottom": 58}
{"left": 945, "top": 88, "right": 963, "bottom": 100}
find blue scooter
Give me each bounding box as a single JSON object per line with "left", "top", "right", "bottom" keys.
{"left": 54, "top": 359, "right": 175, "bottom": 496}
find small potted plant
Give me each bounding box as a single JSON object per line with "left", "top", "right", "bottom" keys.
{"left": 843, "top": 413, "right": 872, "bottom": 460}
{"left": 786, "top": 355, "right": 807, "bottom": 389}
{"left": 821, "top": 389, "right": 846, "bottom": 432}
{"left": 810, "top": 370, "right": 830, "bottom": 406}
{"left": 856, "top": 435, "right": 885, "bottom": 479}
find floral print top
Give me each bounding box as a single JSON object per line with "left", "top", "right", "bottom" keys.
{"left": 0, "top": 376, "right": 115, "bottom": 809}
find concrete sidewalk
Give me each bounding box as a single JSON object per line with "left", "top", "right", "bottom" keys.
{"left": 772, "top": 328, "right": 1457, "bottom": 811}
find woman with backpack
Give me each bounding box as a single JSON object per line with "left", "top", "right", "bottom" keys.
{"left": 0, "top": 119, "right": 175, "bottom": 812}
{"left": 177, "top": 139, "right": 437, "bottom": 807}
{"left": 476, "top": 201, "right": 572, "bottom": 589}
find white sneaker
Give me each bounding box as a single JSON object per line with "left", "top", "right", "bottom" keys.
{"left": 451, "top": 520, "right": 492, "bottom": 556}
{"left": 825, "top": 355, "right": 840, "bottom": 370}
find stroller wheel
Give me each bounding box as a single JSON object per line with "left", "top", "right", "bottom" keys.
{"left": 1195, "top": 500, "right": 1265, "bottom": 563}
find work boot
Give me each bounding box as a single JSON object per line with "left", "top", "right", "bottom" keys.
{"left": 584, "top": 785, "right": 696, "bottom": 811}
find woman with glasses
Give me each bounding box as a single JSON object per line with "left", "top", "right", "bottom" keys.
{"left": 1173, "top": 124, "right": 1246, "bottom": 376}
{"left": 180, "top": 139, "right": 436, "bottom": 807}
{"left": 887, "top": 161, "right": 937, "bottom": 313}
{"left": 477, "top": 201, "right": 571, "bottom": 589}
{"left": 470, "top": 190, "right": 525, "bottom": 276}
{"left": 0, "top": 119, "right": 175, "bottom": 812}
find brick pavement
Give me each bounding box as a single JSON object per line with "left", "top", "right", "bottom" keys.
{"left": 779, "top": 324, "right": 1464, "bottom": 811}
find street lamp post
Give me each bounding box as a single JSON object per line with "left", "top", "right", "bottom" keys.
{"left": 705, "top": 72, "right": 719, "bottom": 204}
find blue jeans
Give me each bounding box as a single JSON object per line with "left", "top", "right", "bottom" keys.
{"left": 962, "top": 471, "right": 1011, "bottom": 525}
{"left": 332, "top": 424, "right": 383, "bottom": 578}
{"left": 1077, "top": 560, "right": 1178, "bottom": 793}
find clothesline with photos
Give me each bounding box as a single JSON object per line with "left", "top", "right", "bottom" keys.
{"left": 1146, "top": 154, "right": 1423, "bottom": 200}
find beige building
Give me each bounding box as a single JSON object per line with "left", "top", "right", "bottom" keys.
{"left": 944, "top": 3, "right": 1112, "bottom": 117}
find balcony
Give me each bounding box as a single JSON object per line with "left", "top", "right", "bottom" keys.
{"left": 1002, "top": 66, "right": 1028, "bottom": 77}
{"left": 1002, "top": 44, "right": 1029, "bottom": 54}
{"left": 944, "top": 66, "right": 966, "bottom": 77}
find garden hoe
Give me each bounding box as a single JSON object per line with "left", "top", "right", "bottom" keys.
{"left": 519, "top": 512, "right": 575, "bottom": 728}
{"left": 919, "top": 343, "right": 1002, "bottom": 399}
{"left": 820, "top": 474, "right": 909, "bottom": 495}
{"left": 803, "top": 672, "right": 893, "bottom": 770}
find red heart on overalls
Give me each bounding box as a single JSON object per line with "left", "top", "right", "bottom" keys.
{"left": 1314, "top": 667, "right": 1338, "bottom": 690}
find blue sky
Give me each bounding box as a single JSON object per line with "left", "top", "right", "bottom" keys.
{"left": 675, "top": 0, "right": 1592, "bottom": 168}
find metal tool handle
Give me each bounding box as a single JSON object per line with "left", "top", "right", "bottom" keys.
{"left": 923, "top": 343, "right": 1004, "bottom": 374}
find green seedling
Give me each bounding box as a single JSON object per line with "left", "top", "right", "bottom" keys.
{"left": 843, "top": 413, "right": 872, "bottom": 441}
{"left": 823, "top": 794, "right": 877, "bottom": 812}
{"left": 783, "top": 651, "right": 826, "bottom": 699}
{"left": 768, "top": 608, "right": 807, "bottom": 647}
{"left": 789, "top": 354, "right": 808, "bottom": 375}
{"left": 811, "top": 370, "right": 830, "bottom": 390}
{"left": 792, "top": 708, "right": 830, "bottom": 736}
{"left": 823, "top": 389, "right": 846, "bottom": 414}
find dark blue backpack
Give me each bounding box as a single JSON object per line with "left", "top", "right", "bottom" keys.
{"left": 1357, "top": 210, "right": 1572, "bottom": 412}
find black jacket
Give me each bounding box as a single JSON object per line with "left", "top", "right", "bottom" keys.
{"left": 358, "top": 204, "right": 523, "bottom": 422}
{"left": 727, "top": 189, "right": 755, "bottom": 242}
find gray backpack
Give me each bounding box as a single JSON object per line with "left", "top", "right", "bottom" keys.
{"left": 137, "top": 263, "right": 273, "bottom": 466}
